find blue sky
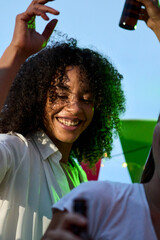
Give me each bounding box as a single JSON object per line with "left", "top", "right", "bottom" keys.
{"left": 1, "top": 0, "right": 160, "bottom": 182}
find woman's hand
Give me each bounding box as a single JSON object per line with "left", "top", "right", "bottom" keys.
{"left": 10, "top": 0, "right": 59, "bottom": 58}
{"left": 137, "top": 0, "right": 160, "bottom": 41}
{"left": 0, "top": 0, "right": 59, "bottom": 110}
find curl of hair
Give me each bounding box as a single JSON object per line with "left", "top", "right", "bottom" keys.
{"left": 0, "top": 36, "right": 125, "bottom": 166}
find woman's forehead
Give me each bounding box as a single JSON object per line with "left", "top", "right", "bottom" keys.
{"left": 56, "top": 82, "right": 92, "bottom": 95}
{"left": 56, "top": 66, "right": 91, "bottom": 92}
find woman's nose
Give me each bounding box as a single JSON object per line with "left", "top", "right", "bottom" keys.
{"left": 66, "top": 100, "right": 83, "bottom": 115}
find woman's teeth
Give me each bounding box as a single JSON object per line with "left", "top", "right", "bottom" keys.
{"left": 57, "top": 118, "right": 79, "bottom": 126}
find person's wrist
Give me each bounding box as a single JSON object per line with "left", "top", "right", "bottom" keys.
{"left": 7, "top": 43, "right": 29, "bottom": 63}
{"left": 152, "top": 26, "right": 160, "bottom": 42}
{"left": 0, "top": 44, "right": 28, "bottom": 70}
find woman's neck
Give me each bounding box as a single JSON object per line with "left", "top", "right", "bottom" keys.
{"left": 144, "top": 172, "right": 160, "bottom": 212}
{"left": 144, "top": 173, "right": 160, "bottom": 238}
{"left": 52, "top": 139, "right": 73, "bottom": 164}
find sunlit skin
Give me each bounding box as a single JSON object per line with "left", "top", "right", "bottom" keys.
{"left": 44, "top": 66, "right": 94, "bottom": 163}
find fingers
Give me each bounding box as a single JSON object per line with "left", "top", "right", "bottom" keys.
{"left": 34, "top": 0, "right": 55, "bottom": 4}
{"left": 137, "top": 0, "right": 159, "bottom": 7}
{"left": 31, "top": 4, "right": 59, "bottom": 16}
{"left": 49, "top": 212, "right": 87, "bottom": 230}
{"left": 59, "top": 213, "right": 87, "bottom": 229}
{"left": 24, "top": 7, "right": 58, "bottom": 23}
{"left": 22, "top": 0, "right": 59, "bottom": 23}
{"left": 137, "top": 0, "right": 160, "bottom": 22}
{"left": 30, "top": 0, "right": 59, "bottom": 14}
{"left": 42, "top": 19, "right": 58, "bottom": 42}
{"left": 42, "top": 212, "right": 87, "bottom": 240}
{"left": 139, "top": 8, "right": 149, "bottom": 22}
{"left": 42, "top": 229, "right": 82, "bottom": 240}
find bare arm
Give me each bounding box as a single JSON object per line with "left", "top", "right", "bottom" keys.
{"left": 137, "top": 0, "right": 160, "bottom": 41}
{"left": 0, "top": 0, "right": 59, "bottom": 110}
{"left": 152, "top": 121, "right": 160, "bottom": 164}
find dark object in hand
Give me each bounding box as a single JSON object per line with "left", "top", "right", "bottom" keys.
{"left": 119, "top": 0, "right": 142, "bottom": 30}
{"left": 71, "top": 198, "right": 91, "bottom": 240}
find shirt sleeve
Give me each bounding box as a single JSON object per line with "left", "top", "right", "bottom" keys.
{"left": 52, "top": 181, "right": 113, "bottom": 239}
{"left": 0, "top": 140, "right": 12, "bottom": 183}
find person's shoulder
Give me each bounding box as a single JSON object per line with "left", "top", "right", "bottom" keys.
{"left": 0, "top": 132, "right": 29, "bottom": 148}
{"left": 0, "top": 133, "right": 31, "bottom": 166}
{"left": 78, "top": 180, "right": 131, "bottom": 193}
{"left": 78, "top": 180, "right": 138, "bottom": 204}
{"left": 72, "top": 181, "right": 128, "bottom": 200}
{"left": 153, "top": 122, "right": 160, "bottom": 138}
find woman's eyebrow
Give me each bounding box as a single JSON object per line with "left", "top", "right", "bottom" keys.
{"left": 57, "top": 84, "right": 70, "bottom": 91}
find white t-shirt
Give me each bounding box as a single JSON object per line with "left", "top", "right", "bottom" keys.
{"left": 53, "top": 181, "right": 157, "bottom": 240}
{"left": 0, "top": 131, "right": 87, "bottom": 240}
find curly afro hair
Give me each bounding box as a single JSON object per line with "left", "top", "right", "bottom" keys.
{"left": 0, "top": 37, "right": 125, "bottom": 166}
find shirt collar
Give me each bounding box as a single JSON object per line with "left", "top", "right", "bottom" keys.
{"left": 29, "top": 130, "right": 62, "bottom": 161}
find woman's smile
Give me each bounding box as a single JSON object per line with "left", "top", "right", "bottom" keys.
{"left": 43, "top": 66, "right": 94, "bottom": 146}
{"left": 56, "top": 117, "right": 81, "bottom": 127}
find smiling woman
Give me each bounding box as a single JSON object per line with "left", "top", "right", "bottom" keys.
{"left": 44, "top": 66, "right": 94, "bottom": 146}
{"left": 0, "top": 0, "right": 125, "bottom": 238}
{"left": 0, "top": 37, "right": 125, "bottom": 166}
{"left": 43, "top": 65, "right": 95, "bottom": 163}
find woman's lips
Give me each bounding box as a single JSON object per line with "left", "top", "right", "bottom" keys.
{"left": 56, "top": 117, "right": 81, "bottom": 127}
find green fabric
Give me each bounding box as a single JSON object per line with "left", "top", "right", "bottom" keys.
{"left": 60, "top": 159, "right": 88, "bottom": 190}
{"left": 119, "top": 119, "right": 156, "bottom": 183}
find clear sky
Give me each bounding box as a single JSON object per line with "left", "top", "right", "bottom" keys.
{"left": 1, "top": 0, "right": 160, "bottom": 183}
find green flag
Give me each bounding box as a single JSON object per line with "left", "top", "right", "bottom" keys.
{"left": 119, "top": 119, "right": 156, "bottom": 182}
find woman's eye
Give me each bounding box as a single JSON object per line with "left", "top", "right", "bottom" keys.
{"left": 57, "top": 95, "right": 68, "bottom": 99}
{"left": 81, "top": 98, "right": 93, "bottom": 104}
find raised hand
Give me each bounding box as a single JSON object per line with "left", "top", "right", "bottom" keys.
{"left": 137, "top": 0, "right": 160, "bottom": 40}
{"left": 11, "top": 0, "right": 59, "bottom": 58}
{"left": 0, "top": 0, "right": 59, "bottom": 110}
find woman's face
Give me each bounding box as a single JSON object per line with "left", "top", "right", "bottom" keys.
{"left": 44, "top": 66, "right": 94, "bottom": 146}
